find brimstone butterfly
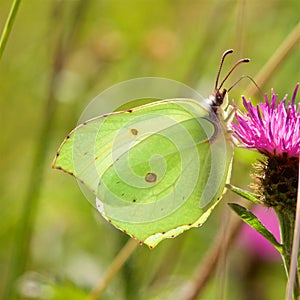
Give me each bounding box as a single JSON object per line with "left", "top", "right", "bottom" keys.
{"left": 52, "top": 49, "right": 249, "bottom": 248}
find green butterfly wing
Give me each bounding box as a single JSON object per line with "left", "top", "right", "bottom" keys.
{"left": 53, "top": 99, "right": 233, "bottom": 248}
{"left": 113, "top": 97, "right": 162, "bottom": 111}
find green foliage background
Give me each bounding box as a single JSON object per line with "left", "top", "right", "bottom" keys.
{"left": 1, "top": 0, "right": 300, "bottom": 299}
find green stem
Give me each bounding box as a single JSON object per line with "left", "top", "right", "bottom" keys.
{"left": 87, "top": 239, "right": 139, "bottom": 300}
{"left": 286, "top": 156, "right": 300, "bottom": 300}
{"left": 0, "top": 0, "right": 22, "bottom": 60}
{"left": 277, "top": 210, "right": 300, "bottom": 299}
{"left": 3, "top": 28, "right": 62, "bottom": 300}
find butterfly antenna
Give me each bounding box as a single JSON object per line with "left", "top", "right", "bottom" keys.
{"left": 218, "top": 57, "right": 250, "bottom": 90}
{"left": 215, "top": 49, "right": 234, "bottom": 92}
{"left": 228, "top": 75, "right": 261, "bottom": 93}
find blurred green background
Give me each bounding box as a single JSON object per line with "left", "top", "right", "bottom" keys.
{"left": 1, "top": 0, "right": 300, "bottom": 299}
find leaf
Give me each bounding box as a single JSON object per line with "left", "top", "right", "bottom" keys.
{"left": 228, "top": 203, "right": 282, "bottom": 252}
{"left": 226, "top": 184, "right": 262, "bottom": 204}
{"left": 53, "top": 99, "right": 233, "bottom": 248}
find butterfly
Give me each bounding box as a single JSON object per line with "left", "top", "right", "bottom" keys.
{"left": 52, "top": 49, "right": 249, "bottom": 248}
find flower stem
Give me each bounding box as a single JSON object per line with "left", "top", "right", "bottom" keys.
{"left": 286, "top": 156, "right": 300, "bottom": 300}
{"left": 0, "top": 0, "right": 22, "bottom": 60}
{"left": 277, "top": 209, "right": 300, "bottom": 299}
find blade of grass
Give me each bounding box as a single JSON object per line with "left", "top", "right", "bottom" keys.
{"left": 182, "top": 0, "right": 232, "bottom": 85}
{"left": 87, "top": 238, "right": 139, "bottom": 300}
{"left": 2, "top": 1, "right": 90, "bottom": 299}
{"left": 235, "top": 0, "right": 246, "bottom": 55}
{"left": 246, "top": 20, "right": 300, "bottom": 98}
{"left": 0, "top": 0, "right": 22, "bottom": 59}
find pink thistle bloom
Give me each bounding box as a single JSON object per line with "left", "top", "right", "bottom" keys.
{"left": 231, "top": 83, "right": 300, "bottom": 158}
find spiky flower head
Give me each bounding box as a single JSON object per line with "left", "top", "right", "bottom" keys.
{"left": 232, "top": 83, "right": 300, "bottom": 158}
{"left": 231, "top": 84, "right": 300, "bottom": 211}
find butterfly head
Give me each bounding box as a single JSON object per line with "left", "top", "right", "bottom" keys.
{"left": 211, "top": 49, "right": 250, "bottom": 113}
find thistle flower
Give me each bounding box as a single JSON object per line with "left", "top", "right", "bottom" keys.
{"left": 231, "top": 84, "right": 300, "bottom": 211}
{"left": 232, "top": 83, "right": 300, "bottom": 158}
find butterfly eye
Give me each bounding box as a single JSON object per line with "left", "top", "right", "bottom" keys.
{"left": 216, "top": 94, "right": 223, "bottom": 105}
{"left": 212, "top": 89, "right": 226, "bottom": 108}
